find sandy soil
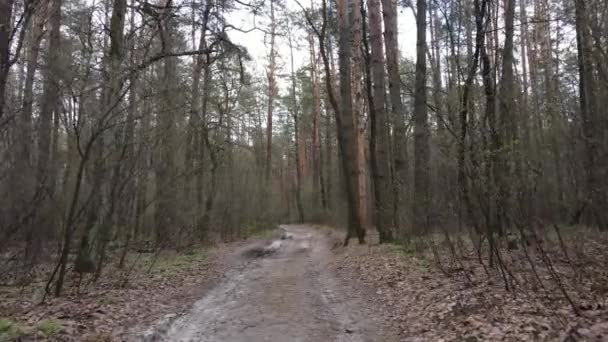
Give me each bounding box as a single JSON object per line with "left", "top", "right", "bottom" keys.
{"left": 140, "top": 225, "right": 397, "bottom": 342}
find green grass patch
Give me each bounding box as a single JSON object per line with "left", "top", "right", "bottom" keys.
{"left": 37, "top": 319, "right": 61, "bottom": 337}
{"left": 385, "top": 242, "right": 417, "bottom": 256}
{"left": 0, "top": 319, "right": 25, "bottom": 342}
{"left": 240, "top": 221, "right": 278, "bottom": 240}
{"left": 382, "top": 242, "right": 431, "bottom": 270}
{"left": 144, "top": 248, "right": 207, "bottom": 275}
{"left": 245, "top": 228, "right": 276, "bottom": 240}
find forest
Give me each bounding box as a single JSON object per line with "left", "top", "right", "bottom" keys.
{"left": 1, "top": 0, "right": 607, "bottom": 340}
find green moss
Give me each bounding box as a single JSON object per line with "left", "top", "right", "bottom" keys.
{"left": 241, "top": 222, "right": 278, "bottom": 240}
{"left": 0, "top": 320, "right": 11, "bottom": 333}
{"left": 246, "top": 229, "right": 276, "bottom": 240}
{"left": 384, "top": 242, "right": 430, "bottom": 270}
{"left": 145, "top": 249, "right": 207, "bottom": 275}
{"left": 0, "top": 319, "right": 25, "bottom": 342}
{"left": 37, "top": 319, "right": 61, "bottom": 337}
{"left": 385, "top": 242, "right": 417, "bottom": 256}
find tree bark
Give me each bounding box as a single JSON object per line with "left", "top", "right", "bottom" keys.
{"left": 290, "top": 29, "right": 305, "bottom": 223}
{"left": 574, "top": 0, "right": 607, "bottom": 231}
{"left": 368, "top": 0, "right": 393, "bottom": 242}
{"left": 413, "top": 0, "right": 430, "bottom": 234}
{"left": 496, "top": 0, "right": 515, "bottom": 231}
{"left": 155, "top": 0, "right": 179, "bottom": 246}
{"left": 38, "top": 0, "right": 62, "bottom": 292}
{"left": 187, "top": 0, "right": 212, "bottom": 239}
{"left": 265, "top": 0, "right": 276, "bottom": 184}
{"left": 0, "top": 0, "right": 14, "bottom": 120}
{"left": 37, "top": 0, "right": 61, "bottom": 196}
{"left": 19, "top": 6, "right": 45, "bottom": 264}
{"left": 309, "top": 31, "right": 322, "bottom": 210}
{"left": 519, "top": 0, "right": 530, "bottom": 151}
{"left": 319, "top": 0, "right": 365, "bottom": 243}
{"left": 351, "top": 0, "right": 370, "bottom": 231}
{"left": 324, "top": 101, "right": 333, "bottom": 210}
{"left": 381, "top": 0, "right": 406, "bottom": 236}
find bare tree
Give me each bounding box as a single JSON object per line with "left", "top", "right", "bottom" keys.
{"left": 381, "top": 0, "right": 407, "bottom": 236}
{"left": 368, "top": 0, "right": 393, "bottom": 242}
{"left": 413, "top": 0, "right": 430, "bottom": 235}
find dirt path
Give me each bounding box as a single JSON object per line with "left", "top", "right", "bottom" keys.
{"left": 143, "top": 225, "right": 397, "bottom": 342}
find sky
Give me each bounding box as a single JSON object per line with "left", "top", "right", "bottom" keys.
{"left": 226, "top": 0, "right": 417, "bottom": 78}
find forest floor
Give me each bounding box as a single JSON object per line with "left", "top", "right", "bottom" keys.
{"left": 0, "top": 233, "right": 269, "bottom": 341}
{"left": 2, "top": 224, "right": 608, "bottom": 341}
{"left": 333, "top": 231, "right": 608, "bottom": 341}
{"left": 1, "top": 225, "right": 399, "bottom": 342}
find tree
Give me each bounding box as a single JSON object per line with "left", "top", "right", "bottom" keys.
{"left": 496, "top": 0, "right": 515, "bottom": 232}
{"left": 574, "top": 0, "right": 607, "bottom": 231}
{"left": 155, "top": 0, "right": 180, "bottom": 246}
{"left": 309, "top": 28, "right": 324, "bottom": 211}
{"left": 187, "top": 0, "right": 213, "bottom": 239}
{"left": 368, "top": 0, "right": 393, "bottom": 242}
{"left": 413, "top": 0, "right": 429, "bottom": 235}
{"left": 0, "top": 0, "right": 15, "bottom": 120}
{"left": 34, "top": 0, "right": 62, "bottom": 272}
{"left": 336, "top": 0, "right": 366, "bottom": 244}
{"left": 288, "top": 20, "right": 305, "bottom": 223}
{"left": 266, "top": 0, "right": 277, "bottom": 184}
{"left": 14, "top": 3, "right": 44, "bottom": 265}
{"left": 381, "top": 0, "right": 406, "bottom": 235}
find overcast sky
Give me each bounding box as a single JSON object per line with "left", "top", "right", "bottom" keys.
{"left": 226, "top": 0, "right": 417, "bottom": 78}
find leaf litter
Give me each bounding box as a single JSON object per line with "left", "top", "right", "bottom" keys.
{"left": 331, "top": 231, "right": 608, "bottom": 342}
{"left": 0, "top": 243, "right": 238, "bottom": 341}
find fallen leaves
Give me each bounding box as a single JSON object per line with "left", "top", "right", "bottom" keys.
{"left": 331, "top": 235, "right": 608, "bottom": 342}
{"left": 0, "top": 245, "right": 235, "bottom": 341}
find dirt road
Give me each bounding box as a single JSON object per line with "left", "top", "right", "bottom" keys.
{"left": 147, "top": 225, "right": 396, "bottom": 342}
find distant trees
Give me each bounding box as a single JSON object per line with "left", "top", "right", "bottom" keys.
{"left": 0, "top": 0, "right": 281, "bottom": 295}
{"left": 298, "top": 0, "right": 608, "bottom": 242}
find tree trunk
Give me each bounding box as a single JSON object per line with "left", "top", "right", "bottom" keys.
{"left": 458, "top": 0, "right": 488, "bottom": 231}
{"left": 265, "top": 0, "right": 276, "bottom": 184}
{"left": 482, "top": 17, "right": 499, "bottom": 241}
{"left": 0, "top": 0, "right": 14, "bottom": 119}
{"left": 381, "top": 0, "right": 406, "bottom": 236}
{"left": 351, "top": 0, "right": 370, "bottom": 232}
{"left": 331, "top": 0, "right": 366, "bottom": 243}
{"left": 39, "top": 0, "right": 62, "bottom": 292}
{"left": 496, "top": 0, "right": 515, "bottom": 231}
{"left": 17, "top": 9, "right": 44, "bottom": 264}
{"left": 37, "top": 0, "right": 61, "bottom": 200}
{"left": 309, "top": 31, "right": 322, "bottom": 210}
{"left": 187, "top": 0, "right": 212, "bottom": 238}
{"left": 368, "top": 0, "right": 393, "bottom": 242}
{"left": 519, "top": 0, "right": 530, "bottom": 153}
{"left": 324, "top": 102, "right": 333, "bottom": 210}
{"left": 574, "top": 0, "right": 607, "bottom": 231}
{"left": 290, "top": 30, "right": 305, "bottom": 223}
{"left": 413, "top": 0, "right": 430, "bottom": 235}
{"left": 155, "top": 5, "right": 179, "bottom": 247}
